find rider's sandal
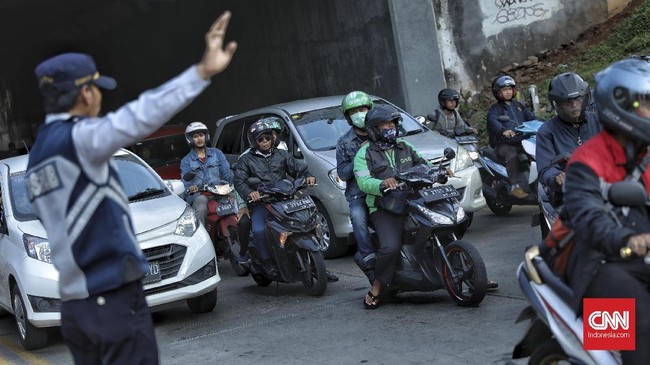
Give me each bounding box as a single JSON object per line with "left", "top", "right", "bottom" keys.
{"left": 363, "top": 291, "right": 381, "bottom": 310}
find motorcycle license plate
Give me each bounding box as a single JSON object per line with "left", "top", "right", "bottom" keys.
{"left": 216, "top": 202, "right": 235, "bottom": 216}
{"left": 281, "top": 196, "right": 315, "bottom": 213}
{"left": 143, "top": 262, "right": 161, "bottom": 284}
{"left": 419, "top": 184, "right": 460, "bottom": 203}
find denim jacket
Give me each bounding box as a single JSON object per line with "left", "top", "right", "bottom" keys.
{"left": 180, "top": 147, "right": 233, "bottom": 205}
{"left": 336, "top": 128, "right": 367, "bottom": 202}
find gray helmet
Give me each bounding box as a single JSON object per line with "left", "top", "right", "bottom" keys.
{"left": 185, "top": 121, "right": 210, "bottom": 146}
{"left": 258, "top": 116, "right": 284, "bottom": 148}
{"left": 594, "top": 58, "right": 650, "bottom": 145}
{"left": 491, "top": 75, "right": 516, "bottom": 101}
{"left": 364, "top": 105, "right": 402, "bottom": 142}
{"left": 548, "top": 72, "right": 590, "bottom": 122}
{"left": 247, "top": 118, "right": 275, "bottom": 151}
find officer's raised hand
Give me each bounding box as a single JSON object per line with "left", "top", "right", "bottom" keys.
{"left": 196, "top": 11, "right": 238, "bottom": 80}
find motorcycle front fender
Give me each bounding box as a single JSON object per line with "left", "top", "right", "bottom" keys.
{"left": 289, "top": 234, "right": 321, "bottom": 252}
{"left": 219, "top": 215, "right": 238, "bottom": 237}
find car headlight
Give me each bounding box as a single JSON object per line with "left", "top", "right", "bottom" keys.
{"left": 23, "top": 234, "right": 51, "bottom": 263}
{"left": 328, "top": 168, "right": 346, "bottom": 190}
{"left": 416, "top": 204, "right": 454, "bottom": 225}
{"left": 175, "top": 206, "right": 200, "bottom": 237}
{"left": 452, "top": 145, "right": 474, "bottom": 172}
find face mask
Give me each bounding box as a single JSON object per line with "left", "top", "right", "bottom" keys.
{"left": 350, "top": 111, "right": 367, "bottom": 129}
{"left": 377, "top": 128, "right": 397, "bottom": 144}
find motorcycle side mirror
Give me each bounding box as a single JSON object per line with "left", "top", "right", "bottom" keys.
{"left": 443, "top": 147, "right": 456, "bottom": 160}
{"left": 415, "top": 115, "right": 426, "bottom": 125}
{"left": 497, "top": 115, "right": 510, "bottom": 123}
{"left": 183, "top": 172, "right": 195, "bottom": 181}
{"left": 608, "top": 181, "right": 647, "bottom": 207}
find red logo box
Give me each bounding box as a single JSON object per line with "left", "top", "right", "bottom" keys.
{"left": 583, "top": 298, "right": 635, "bottom": 350}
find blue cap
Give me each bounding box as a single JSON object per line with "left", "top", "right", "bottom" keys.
{"left": 35, "top": 53, "right": 116, "bottom": 96}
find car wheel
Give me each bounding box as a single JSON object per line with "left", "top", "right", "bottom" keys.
{"left": 314, "top": 201, "right": 347, "bottom": 259}
{"left": 11, "top": 285, "right": 48, "bottom": 350}
{"left": 186, "top": 287, "right": 217, "bottom": 314}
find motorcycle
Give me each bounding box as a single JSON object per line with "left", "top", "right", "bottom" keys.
{"left": 513, "top": 180, "right": 648, "bottom": 365}
{"left": 183, "top": 173, "right": 250, "bottom": 276}
{"left": 532, "top": 152, "right": 572, "bottom": 238}
{"left": 479, "top": 118, "right": 544, "bottom": 215}
{"left": 247, "top": 176, "right": 329, "bottom": 296}
{"left": 376, "top": 148, "right": 488, "bottom": 306}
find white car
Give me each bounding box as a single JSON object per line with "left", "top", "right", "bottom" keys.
{"left": 0, "top": 149, "right": 220, "bottom": 350}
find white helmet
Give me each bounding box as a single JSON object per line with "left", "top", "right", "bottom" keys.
{"left": 185, "top": 121, "right": 210, "bottom": 145}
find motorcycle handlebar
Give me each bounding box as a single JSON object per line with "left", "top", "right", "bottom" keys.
{"left": 382, "top": 182, "right": 406, "bottom": 193}
{"left": 620, "top": 246, "right": 650, "bottom": 265}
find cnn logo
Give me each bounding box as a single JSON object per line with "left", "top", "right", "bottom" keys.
{"left": 587, "top": 310, "right": 629, "bottom": 330}
{"left": 583, "top": 298, "right": 635, "bottom": 350}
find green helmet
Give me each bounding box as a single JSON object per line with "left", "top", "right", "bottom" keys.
{"left": 341, "top": 91, "right": 373, "bottom": 127}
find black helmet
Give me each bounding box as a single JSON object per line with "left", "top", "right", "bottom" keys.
{"left": 594, "top": 58, "right": 650, "bottom": 145}
{"left": 364, "top": 105, "right": 402, "bottom": 142}
{"left": 438, "top": 88, "right": 460, "bottom": 110}
{"left": 247, "top": 119, "right": 275, "bottom": 151}
{"left": 491, "top": 75, "right": 516, "bottom": 101}
{"left": 185, "top": 121, "right": 210, "bottom": 146}
{"left": 548, "top": 72, "right": 590, "bottom": 122}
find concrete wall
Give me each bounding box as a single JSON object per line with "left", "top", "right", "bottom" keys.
{"left": 435, "top": 0, "right": 627, "bottom": 92}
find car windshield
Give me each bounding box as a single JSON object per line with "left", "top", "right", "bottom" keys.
{"left": 291, "top": 100, "right": 426, "bottom": 151}
{"left": 9, "top": 153, "right": 167, "bottom": 221}
{"left": 131, "top": 134, "right": 190, "bottom": 168}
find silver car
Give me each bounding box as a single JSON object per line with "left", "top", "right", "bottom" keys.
{"left": 0, "top": 149, "right": 220, "bottom": 350}
{"left": 213, "top": 96, "right": 485, "bottom": 258}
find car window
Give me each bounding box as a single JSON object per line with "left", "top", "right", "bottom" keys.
{"left": 9, "top": 154, "right": 168, "bottom": 221}
{"left": 215, "top": 118, "right": 244, "bottom": 155}
{"left": 132, "top": 134, "right": 190, "bottom": 168}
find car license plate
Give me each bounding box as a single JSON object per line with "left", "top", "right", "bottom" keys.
{"left": 419, "top": 184, "right": 460, "bottom": 203}
{"left": 281, "top": 196, "right": 315, "bottom": 213}
{"left": 143, "top": 262, "right": 161, "bottom": 284}
{"left": 216, "top": 202, "right": 235, "bottom": 216}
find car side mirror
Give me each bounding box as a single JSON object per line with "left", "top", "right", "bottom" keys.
{"left": 608, "top": 181, "right": 647, "bottom": 207}
{"left": 443, "top": 147, "right": 456, "bottom": 160}
{"left": 414, "top": 115, "right": 426, "bottom": 125}
{"left": 293, "top": 147, "right": 304, "bottom": 159}
{"left": 165, "top": 180, "right": 186, "bottom": 196}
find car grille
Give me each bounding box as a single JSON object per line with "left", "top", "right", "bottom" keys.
{"left": 142, "top": 244, "right": 186, "bottom": 280}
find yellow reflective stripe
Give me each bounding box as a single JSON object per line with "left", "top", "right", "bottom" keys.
{"left": 355, "top": 169, "right": 370, "bottom": 177}
{"left": 74, "top": 72, "right": 100, "bottom": 86}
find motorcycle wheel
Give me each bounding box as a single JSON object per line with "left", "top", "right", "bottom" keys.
{"left": 299, "top": 250, "right": 327, "bottom": 296}
{"left": 252, "top": 273, "right": 272, "bottom": 287}
{"left": 485, "top": 193, "right": 512, "bottom": 215}
{"left": 227, "top": 227, "right": 251, "bottom": 277}
{"left": 528, "top": 339, "right": 569, "bottom": 365}
{"left": 442, "top": 240, "right": 487, "bottom": 307}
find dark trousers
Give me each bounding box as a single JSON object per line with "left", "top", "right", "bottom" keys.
{"left": 60, "top": 281, "right": 159, "bottom": 365}
{"left": 237, "top": 214, "right": 251, "bottom": 254}
{"left": 251, "top": 205, "right": 271, "bottom": 261}
{"left": 584, "top": 259, "right": 650, "bottom": 365}
{"left": 495, "top": 143, "right": 524, "bottom": 185}
{"left": 369, "top": 208, "right": 404, "bottom": 285}
{"left": 349, "top": 197, "right": 373, "bottom": 259}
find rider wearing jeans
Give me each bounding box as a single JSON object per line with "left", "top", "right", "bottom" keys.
{"left": 354, "top": 105, "right": 429, "bottom": 309}
{"left": 536, "top": 72, "right": 600, "bottom": 205}
{"left": 180, "top": 121, "right": 233, "bottom": 226}
{"left": 336, "top": 91, "right": 375, "bottom": 280}
{"left": 564, "top": 59, "right": 650, "bottom": 364}
{"left": 233, "top": 119, "right": 316, "bottom": 276}
{"left": 486, "top": 75, "right": 536, "bottom": 199}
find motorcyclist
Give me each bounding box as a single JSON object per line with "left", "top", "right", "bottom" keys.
{"left": 564, "top": 58, "right": 650, "bottom": 364}
{"left": 354, "top": 105, "right": 431, "bottom": 309}
{"left": 425, "top": 88, "right": 478, "bottom": 137}
{"left": 233, "top": 119, "right": 317, "bottom": 278}
{"left": 486, "top": 75, "right": 537, "bottom": 199}
{"left": 536, "top": 72, "right": 601, "bottom": 207}
{"left": 180, "top": 121, "right": 234, "bottom": 226}
{"left": 336, "top": 91, "right": 375, "bottom": 282}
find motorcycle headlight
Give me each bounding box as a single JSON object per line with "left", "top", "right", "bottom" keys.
{"left": 175, "top": 206, "right": 200, "bottom": 237}
{"left": 24, "top": 234, "right": 51, "bottom": 263}
{"left": 456, "top": 205, "right": 466, "bottom": 222}
{"left": 328, "top": 168, "right": 346, "bottom": 190}
{"left": 214, "top": 184, "right": 234, "bottom": 195}
{"left": 468, "top": 151, "right": 480, "bottom": 161}
{"left": 452, "top": 145, "right": 474, "bottom": 172}
{"left": 416, "top": 204, "right": 454, "bottom": 225}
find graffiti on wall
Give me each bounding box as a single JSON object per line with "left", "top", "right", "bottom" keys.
{"left": 480, "top": 0, "right": 564, "bottom": 37}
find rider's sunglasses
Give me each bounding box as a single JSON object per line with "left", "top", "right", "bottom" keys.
{"left": 257, "top": 135, "right": 272, "bottom": 143}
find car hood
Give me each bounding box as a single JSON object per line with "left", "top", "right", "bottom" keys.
{"left": 310, "top": 131, "right": 457, "bottom": 164}
{"left": 17, "top": 193, "right": 184, "bottom": 238}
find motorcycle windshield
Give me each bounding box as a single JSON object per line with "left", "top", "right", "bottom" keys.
{"left": 259, "top": 179, "right": 296, "bottom": 196}
{"left": 397, "top": 164, "right": 437, "bottom": 184}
